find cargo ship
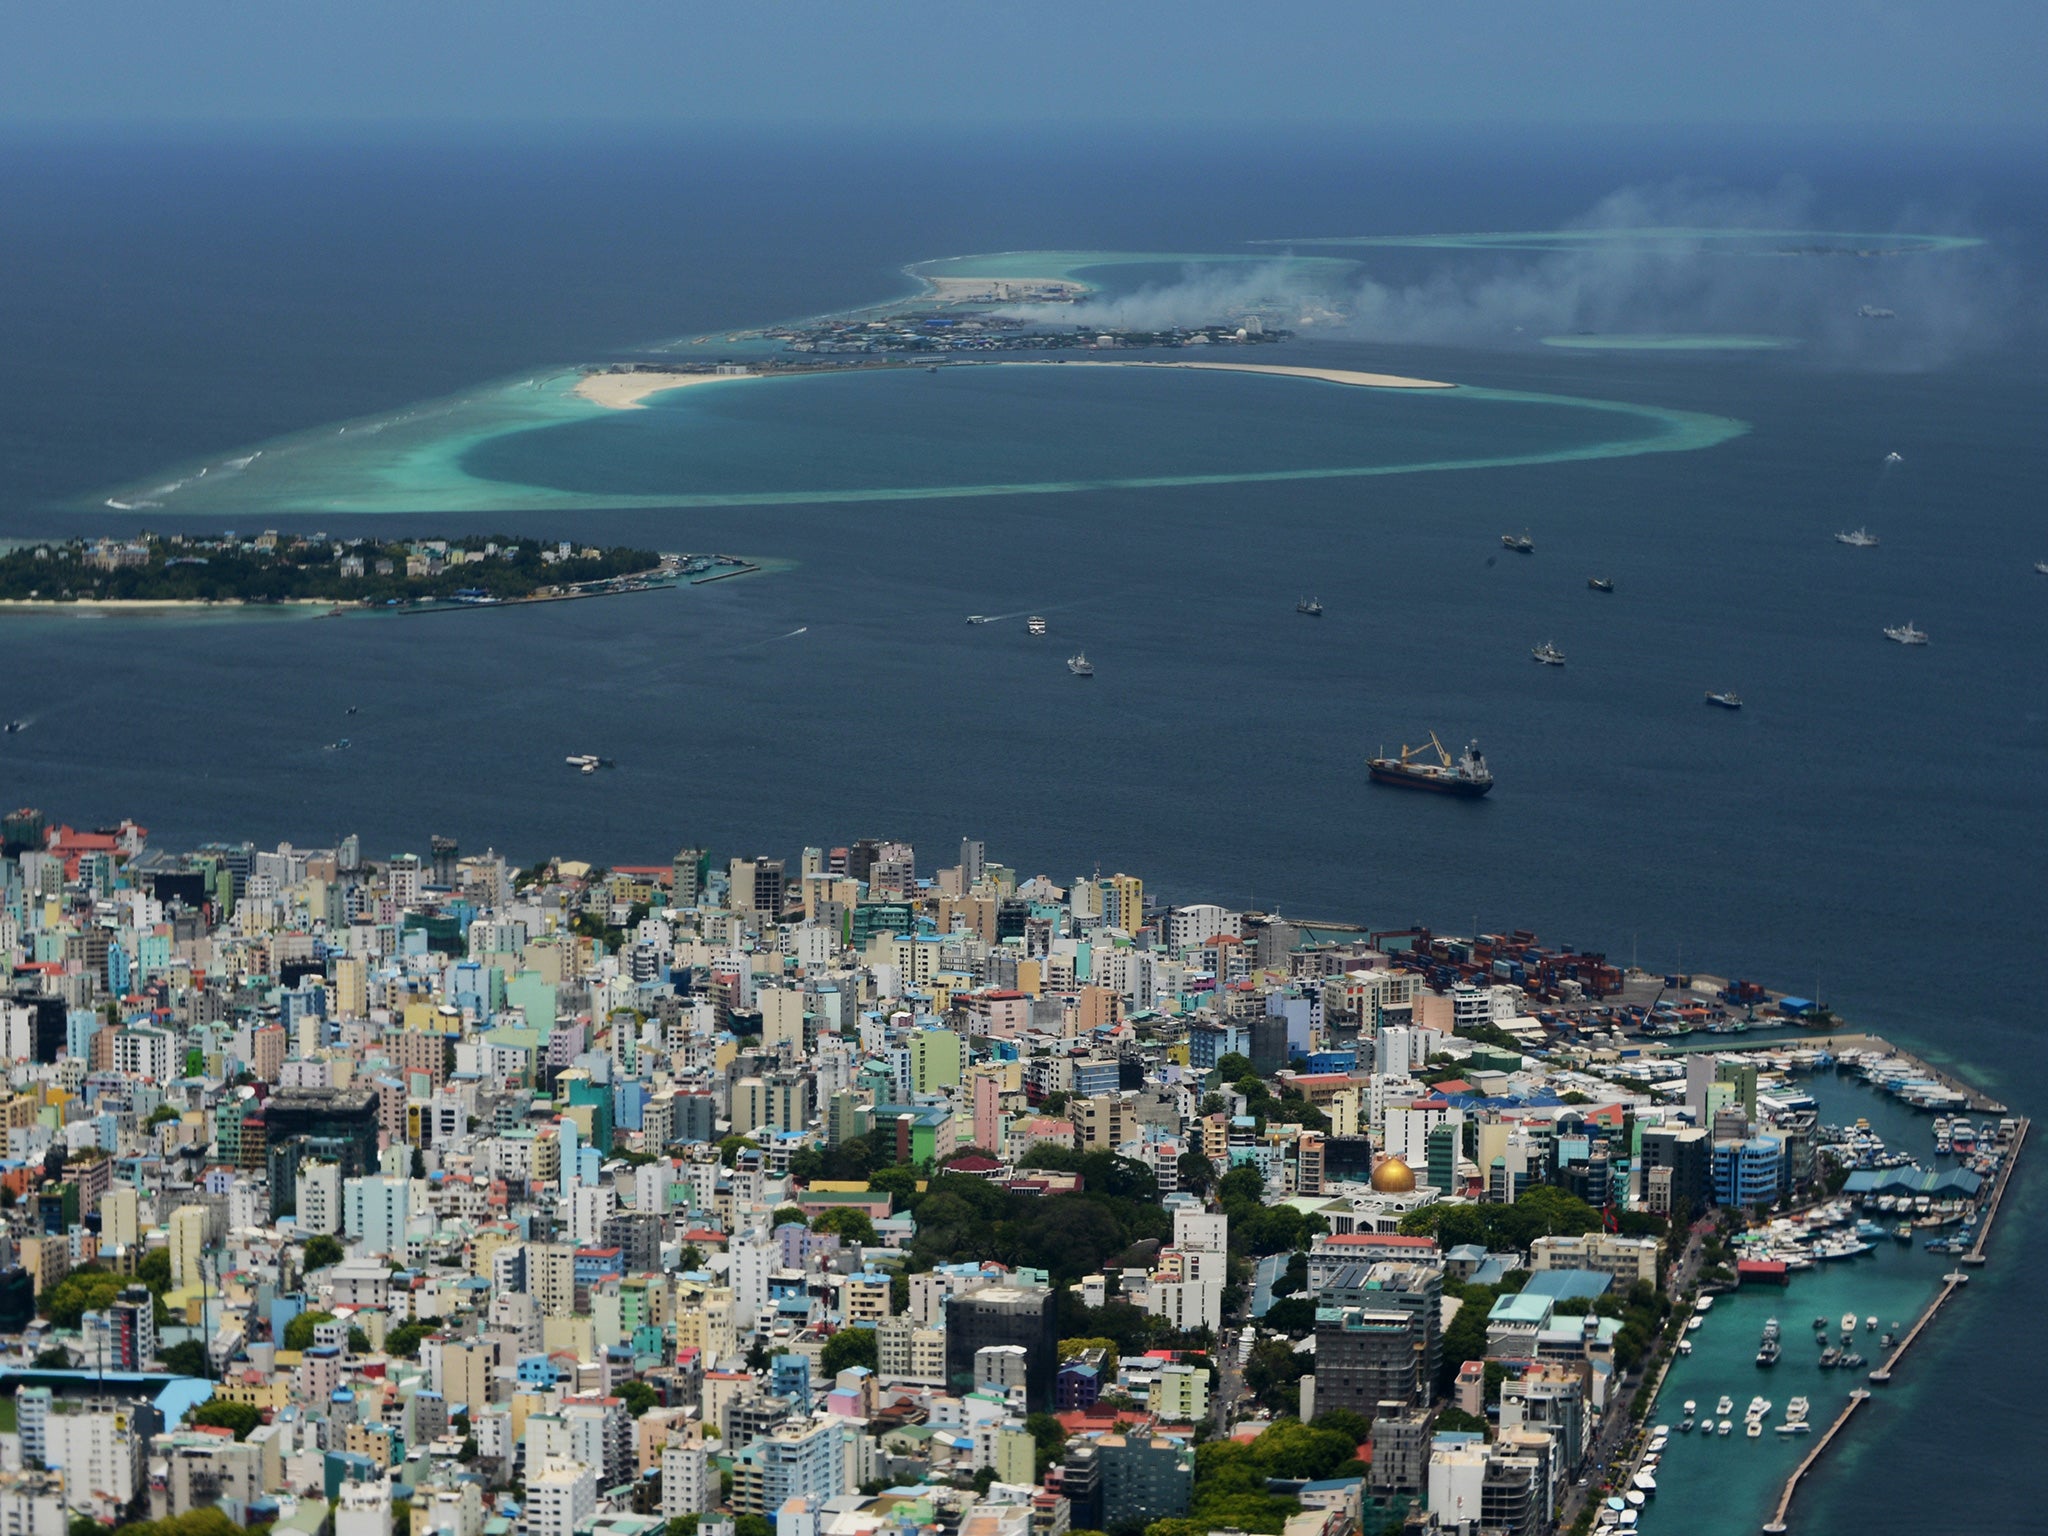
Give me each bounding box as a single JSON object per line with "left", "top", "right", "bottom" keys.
{"left": 1368, "top": 732, "right": 1493, "bottom": 797}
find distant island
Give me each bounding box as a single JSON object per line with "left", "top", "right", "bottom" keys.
{"left": 0, "top": 532, "right": 734, "bottom": 610}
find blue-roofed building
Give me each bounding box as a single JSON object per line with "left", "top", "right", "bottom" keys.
{"left": 1713, "top": 1135, "right": 1784, "bottom": 1207}
{"left": 1519, "top": 1269, "right": 1612, "bottom": 1307}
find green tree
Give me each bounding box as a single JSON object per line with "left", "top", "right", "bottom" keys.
{"left": 820, "top": 1327, "right": 878, "bottom": 1377}
{"left": 812, "top": 1207, "right": 878, "bottom": 1246}
{"left": 135, "top": 1247, "right": 174, "bottom": 1296}
{"left": 1024, "top": 1412, "right": 1070, "bottom": 1474}
{"left": 347, "top": 1328, "right": 371, "bottom": 1354}
{"left": 188, "top": 1399, "right": 263, "bottom": 1439}
{"left": 771, "top": 1206, "right": 809, "bottom": 1230}
{"left": 616, "top": 1381, "right": 660, "bottom": 1418}
{"left": 301, "top": 1234, "right": 344, "bottom": 1272}
{"left": 1176, "top": 1150, "right": 1216, "bottom": 1196}
{"left": 283, "top": 1310, "right": 336, "bottom": 1351}
{"left": 39, "top": 1267, "right": 125, "bottom": 1330}
{"left": 158, "top": 1340, "right": 210, "bottom": 1376}
{"left": 32, "top": 1346, "right": 70, "bottom": 1368}
{"left": 383, "top": 1321, "right": 434, "bottom": 1358}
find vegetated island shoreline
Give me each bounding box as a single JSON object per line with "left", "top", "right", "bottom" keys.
{"left": 571, "top": 357, "right": 1459, "bottom": 411}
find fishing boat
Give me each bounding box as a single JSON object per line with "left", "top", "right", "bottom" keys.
{"left": 1531, "top": 640, "right": 1566, "bottom": 666}
{"left": 1588, "top": 576, "right": 1613, "bottom": 592}
{"left": 1835, "top": 528, "right": 1880, "bottom": 547}
{"left": 1882, "top": 621, "right": 1928, "bottom": 645}
{"left": 1027, "top": 616, "right": 1047, "bottom": 635}
{"left": 1296, "top": 597, "right": 1324, "bottom": 616}
{"left": 1368, "top": 732, "right": 1494, "bottom": 797}
{"left": 1705, "top": 691, "right": 1743, "bottom": 709}
{"left": 1502, "top": 533, "right": 1534, "bottom": 553}
{"left": 1067, "top": 653, "right": 1094, "bottom": 677}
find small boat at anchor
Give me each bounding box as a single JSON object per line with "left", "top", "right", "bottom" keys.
{"left": 1588, "top": 576, "right": 1613, "bottom": 592}
{"left": 1532, "top": 641, "right": 1566, "bottom": 666}
{"left": 1706, "top": 691, "right": 1743, "bottom": 709}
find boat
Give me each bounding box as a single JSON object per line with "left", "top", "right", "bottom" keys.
{"left": 1882, "top": 621, "right": 1928, "bottom": 645}
{"left": 1811, "top": 1317, "right": 1826, "bottom": 1331}
{"left": 1857, "top": 306, "right": 1897, "bottom": 320}
{"left": 1632, "top": 1472, "right": 1656, "bottom": 1495}
{"left": 1705, "top": 691, "right": 1743, "bottom": 709}
{"left": 1, "top": 721, "right": 25, "bottom": 733}
{"left": 1747, "top": 1421, "right": 1763, "bottom": 1439}
{"left": 1682, "top": 1400, "right": 1698, "bottom": 1416}
{"left": 1367, "top": 732, "right": 1494, "bottom": 797}
{"left": 1818, "top": 1348, "right": 1840, "bottom": 1368}
{"left": 1502, "top": 533, "right": 1534, "bottom": 552}
{"left": 1625, "top": 1491, "right": 1645, "bottom": 1509}
{"left": 965, "top": 614, "right": 988, "bottom": 624}
{"left": 1776, "top": 1421, "right": 1812, "bottom": 1435}
{"left": 1679, "top": 1415, "right": 1695, "bottom": 1432}
{"left": 1835, "top": 528, "right": 1881, "bottom": 548}
{"left": 1532, "top": 641, "right": 1566, "bottom": 666}
{"left": 1865, "top": 1316, "right": 1878, "bottom": 1332}
{"left": 1717, "top": 1420, "right": 1732, "bottom": 1436}
{"left": 344, "top": 705, "right": 359, "bottom": 715}
{"left": 1894, "top": 1224, "right": 1913, "bottom": 1242}
{"left": 1756, "top": 1339, "right": 1780, "bottom": 1366}
{"left": 1677, "top": 1339, "right": 1692, "bottom": 1355}
{"left": 1067, "top": 653, "right": 1094, "bottom": 677}
{"left": 1715, "top": 1396, "right": 1734, "bottom": 1416}
{"left": 1686, "top": 1315, "right": 1705, "bottom": 1333}
{"left": 1027, "top": 616, "right": 1047, "bottom": 635}
{"left": 1841, "top": 1351, "right": 1866, "bottom": 1368}
{"left": 1951, "top": 1122, "right": 1979, "bottom": 1154}
{"left": 1764, "top": 1318, "right": 1782, "bottom": 1338}
{"left": 1296, "top": 597, "right": 1324, "bottom": 616}
{"left": 1787, "top": 1396, "right": 1810, "bottom": 1419}
{"left": 1841, "top": 1312, "right": 1858, "bottom": 1334}
{"left": 1588, "top": 577, "right": 1613, "bottom": 592}
{"left": 1698, "top": 1297, "right": 1715, "bottom": 1313}
{"left": 325, "top": 738, "right": 351, "bottom": 751}
{"left": 2035, "top": 561, "right": 2048, "bottom": 576}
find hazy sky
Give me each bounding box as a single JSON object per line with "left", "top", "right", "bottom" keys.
{"left": 2, "top": 1, "right": 2040, "bottom": 131}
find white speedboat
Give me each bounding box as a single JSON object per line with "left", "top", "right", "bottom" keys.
{"left": 1882, "top": 622, "right": 1927, "bottom": 645}
{"left": 1842, "top": 1312, "right": 1858, "bottom": 1334}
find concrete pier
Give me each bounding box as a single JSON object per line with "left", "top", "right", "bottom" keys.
{"left": 1760, "top": 1115, "right": 2027, "bottom": 1529}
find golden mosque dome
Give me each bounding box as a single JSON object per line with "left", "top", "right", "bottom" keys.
{"left": 1370, "top": 1155, "right": 1417, "bottom": 1193}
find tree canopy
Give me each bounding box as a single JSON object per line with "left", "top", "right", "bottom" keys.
{"left": 819, "top": 1327, "right": 878, "bottom": 1377}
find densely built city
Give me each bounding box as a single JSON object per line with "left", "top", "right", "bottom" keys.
{"left": 0, "top": 810, "right": 2014, "bottom": 1536}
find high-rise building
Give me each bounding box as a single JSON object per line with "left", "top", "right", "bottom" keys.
{"left": 1094, "top": 1435, "right": 1192, "bottom": 1529}
{"left": 727, "top": 1420, "right": 845, "bottom": 1517}
{"left": 945, "top": 1286, "right": 1057, "bottom": 1411}
{"left": 1314, "top": 1304, "right": 1427, "bottom": 1416}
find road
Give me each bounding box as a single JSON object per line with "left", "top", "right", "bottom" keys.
{"left": 1558, "top": 1219, "right": 1710, "bottom": 1531}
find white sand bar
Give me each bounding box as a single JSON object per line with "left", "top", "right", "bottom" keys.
{"left": 1033, "top": 359, "right": 1456, "bottom": 390}
{"left": 574, "top": 370, "right": 758, "bottom": 410}
{"left": 574, "top": 356, "right": 1456, "bottom": 412}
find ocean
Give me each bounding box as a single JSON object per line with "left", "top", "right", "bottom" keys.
{"left": 0, "top": 123, "right": 2042, "bottom": 1532}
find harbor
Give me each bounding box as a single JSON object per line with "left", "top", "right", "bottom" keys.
{"left": 1616, "top": 1069, "right": 2028, "bottom": 1536}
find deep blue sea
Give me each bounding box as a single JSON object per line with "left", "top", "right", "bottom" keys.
{"left": 0, "top": 124, "right": 2043, "bottom": 1532}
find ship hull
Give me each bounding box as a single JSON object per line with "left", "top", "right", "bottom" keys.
{"left": 1369, "top": 762, "right": 1493, "bottom": 797}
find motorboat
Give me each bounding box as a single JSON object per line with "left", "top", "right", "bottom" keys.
{"left": 1835, "top": 528, "right": 1880, "bottom": 547}
{"left": 1067, "top": 653, "right": 1094, "bottom": 677}
{"left": 1841, "top": 1312, "right": 1858, "bottom": 1334}
{"left": 965, "top": 614, "right": 988, "bottom": 624}
{"left": 1747, "top": 1421, "right": 1764, "bottom": 1439}
{"left": 1296, "top": 597, "right": 1324, "bottom": 616}
{"left": 1715, "top": 1396, "right": 1734, "bottom": 1416}
{"left": 1882, "top": 621, "right": 1928, "bottom": 645}
{"left": 1588, "top": 576, "right": 1614, "bottom": 592}
{"left": 1776, "top": 1421, "right": 1812, "bottom": 1435}
{"left": 1532, "top": 640, "right": 1567, "bottom": 666}
{"left": 1706, "top": 691, "right": 1743, "bottom": 709}
{"left": 1027, "top": 616, "right": 1047, "bottom": 635}
{"left": 1717, "top": 1420, "right": 1733, "bottom": 1436}
{"left": 1502, "top": 533, "right": 1534, "bottom": 552}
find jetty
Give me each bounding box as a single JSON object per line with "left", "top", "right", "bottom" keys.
{"left": 1760, "top": 1114, "right": 2029, "bottom": 1530}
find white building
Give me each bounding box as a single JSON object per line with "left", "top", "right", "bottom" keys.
{"left": 523, "top": 1459, "right": 596, "bottom": 1536}
{"left": 660, "top": 1443, "right": 712, "bottom": 1519}
{"left": 297, "top": 1161, "right": 343, "bottom": 1236}
{"left": 336, "top": 1480, "right": 394, "bottom": 1536}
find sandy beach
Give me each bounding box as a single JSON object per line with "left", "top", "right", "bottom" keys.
{"left": 1034, "top": 359, "right": 1456, "bottom": 390}
{"left": 573, "top": 370, "right": 754, "bottom": 410}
